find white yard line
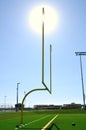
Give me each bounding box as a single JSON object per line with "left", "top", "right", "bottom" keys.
{"left": 24, "top": 114, "right": 51, "bottom": 126}
{"left": 41, "top": 114, "right": 59, "bottom": 130}
{"left": 15, "top": 114, "right": 51, "bottom": 130}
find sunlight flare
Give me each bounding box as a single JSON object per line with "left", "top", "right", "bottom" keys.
{"left": 29, "top": 5, "right": 58, "bottom": 34}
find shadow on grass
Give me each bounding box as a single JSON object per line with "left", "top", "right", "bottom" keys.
{"left": 47, "top": 123, "right": 60, "bottom": 130}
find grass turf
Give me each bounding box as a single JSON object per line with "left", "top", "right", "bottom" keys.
{"left": 54, "top": 114, "right": 86, "bottom": 130}
{"left": 0, "top": 109, "right": 86, "bottom": 130}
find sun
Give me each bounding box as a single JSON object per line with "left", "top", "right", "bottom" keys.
{"left": 29, "top": 5, "right": 58, "bottom": 34}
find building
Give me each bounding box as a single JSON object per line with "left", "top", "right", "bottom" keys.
{"left": 62, "top": 103, "right": 81, "bottom": 109}
{"left": 34, "top": 105, "right": 62, "bottom": 110}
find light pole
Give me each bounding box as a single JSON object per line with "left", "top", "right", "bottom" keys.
{"left": 4, "top": 96, "right": 7, "bottom": 111}
{"left": 16, "top": 82, "right": 20, "bottom": 112}
{"left": 75, "top": 52, "right": 86, "bottom": 109}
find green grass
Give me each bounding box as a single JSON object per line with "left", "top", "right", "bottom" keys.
{"left": 54, "top": 114, "right": 86, "bottom": 130}
{"left": 0, "top": 109, "right": 86, "bottom": 130}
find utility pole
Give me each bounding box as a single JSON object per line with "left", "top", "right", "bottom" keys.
{"left": 75, "top": 52, "right": 86, "bottom": 109}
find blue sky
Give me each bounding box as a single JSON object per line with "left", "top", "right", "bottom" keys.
{"left": 0, "top": 0, "right": 86, "bottom": 107}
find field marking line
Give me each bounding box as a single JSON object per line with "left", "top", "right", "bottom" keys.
{"left": 24, "top": 114, "right": 51, "bottom": 126}
{"left": 41, "top": 114, "right": 59, "bottom": 130}
{"left": 15, "top": 115, "right": 51, "bottom": 130}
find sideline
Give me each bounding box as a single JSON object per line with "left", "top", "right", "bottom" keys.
{"left": 41, "top": 114, "right": 59, "bottom": 130}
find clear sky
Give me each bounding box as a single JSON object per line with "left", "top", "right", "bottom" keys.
{"left": 0, "top": 0, "right": 86, "bottom": 108}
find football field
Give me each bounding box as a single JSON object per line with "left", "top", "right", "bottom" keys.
{"left": 0, "top": 110, "right": 86, "bottom": 130}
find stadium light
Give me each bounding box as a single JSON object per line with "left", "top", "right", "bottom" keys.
{"left": 75, "top": 52, "right": 86, "bottom": 56}
{"left": 75, "top": 52, "right": 86, "bottom": 109}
